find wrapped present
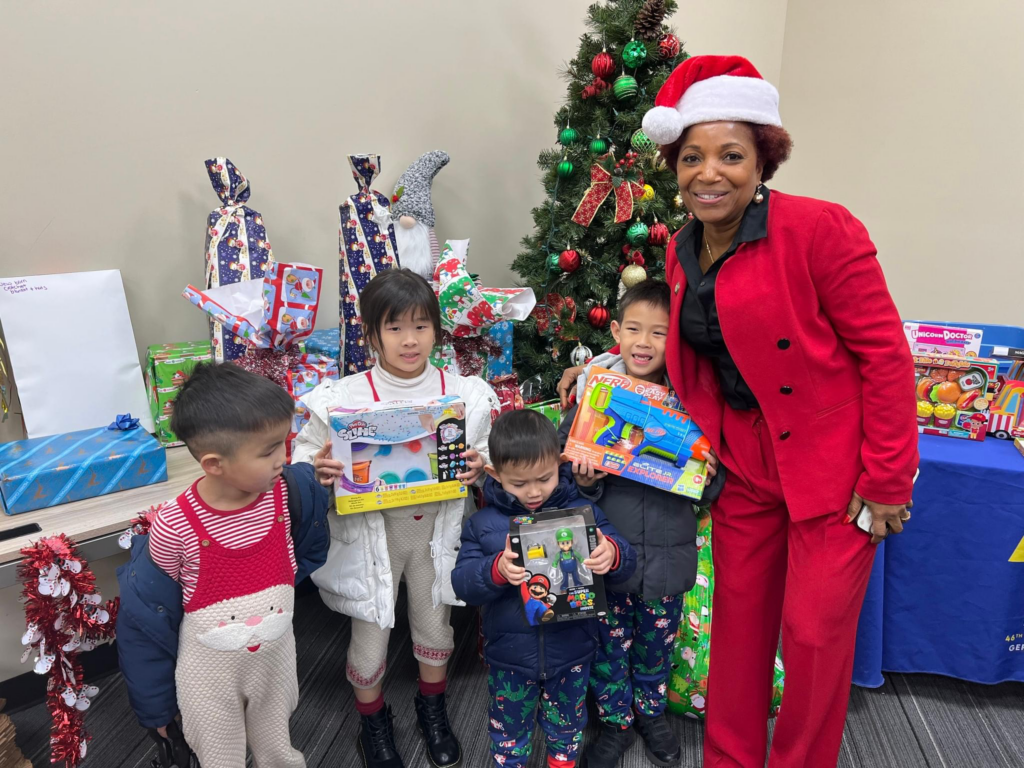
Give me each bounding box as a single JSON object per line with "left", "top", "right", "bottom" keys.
{"left": 144, "top": 341, "right": 212, "bottom": 447}
{"left": 339, "top": 154, "right": 399, "bottom": 376}
{"left": 203, "top": 158, "right": 275, "bottom": 362}
{"left": 0, "top": 417, "right": 168, "bottom": 515}
{"left": 430, "top": 240, "right": 536, "bottom": 378}
{"left": 302, "top": 328, "right": 340, "bottom": 362}
{"left": 490, "top": 374, "right": 524, "bottom": 414}
{"left": 526, "top": 398, "right": 562, "bottom": 427}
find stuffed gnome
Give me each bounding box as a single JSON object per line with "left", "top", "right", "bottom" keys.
{"left": 392, "top": 150, "right": 449, "bottom": 280}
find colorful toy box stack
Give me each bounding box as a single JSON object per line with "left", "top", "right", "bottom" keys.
{"left": 562, "top": 368, "right": 710, "bottom": 500}
{"left": 0, "top": 417, "right": 167, "bottom": 515}
{"left": 913, "top": 354, "right": 998, "bottom": 440}
{"left": 182, "top": 262, "right": 339, "bottom": 460}
{"left": 203, "top": 158, "right": 275, "bottom": 362}
{"left": 145, "top": 341, "right": 213, "bottom": 447}
{"left": 328, "top": 396, "right": 468, "bottom": 514}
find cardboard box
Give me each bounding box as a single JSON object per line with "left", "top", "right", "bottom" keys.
{"left": 508, "top": 506, "right": 608, "bottom": 625}
{"left": 913, "top": 354, "right": 998, "bottom": 441}
{"left": 562, "top": 368, "right": 710, "bottom": 500}
{"left": 0, "top": 426, "right": 167, "bottom": 515}
{"left": 904, "top": 322, "right": 984, "bottom": 357}
{"left": 329, "top": 396, "right": 468, "bottom": 514}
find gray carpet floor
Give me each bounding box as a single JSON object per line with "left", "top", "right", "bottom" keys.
{"left": 9, "top": 586, "right": 1024, "bottom": 768}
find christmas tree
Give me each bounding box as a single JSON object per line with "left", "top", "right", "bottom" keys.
{"left": 512, "top": 0, "right": 689, "bottom": 394}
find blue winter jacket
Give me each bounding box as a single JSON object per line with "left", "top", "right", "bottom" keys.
{"left": 451, "top": 464, "right": 636, "bottom": 680}
{"left": 115, "top": 463, "right": 330, "bottom": 728}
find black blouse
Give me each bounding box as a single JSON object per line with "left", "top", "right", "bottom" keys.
{"left": 676, "top": 188, "right": 770, "bottom": 411}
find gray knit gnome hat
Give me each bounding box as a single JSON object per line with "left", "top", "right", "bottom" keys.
{"left": 391, "top": 150, "right": 450, "bottom": 228}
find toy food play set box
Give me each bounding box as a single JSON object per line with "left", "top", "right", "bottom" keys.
{"left": 328, "top": 396, "right": 468, "bottom": 514}
{"left": 914, "top": 354, "right": 999, "bottom": 441}
{"left": 508, "top": 506, "right": 608, "bottom": 626}
{"left": 562, "top": 368, "right": 710, "bottom": 500}
{"left": 904, "top": 322, "right": 984, "bottom": 358}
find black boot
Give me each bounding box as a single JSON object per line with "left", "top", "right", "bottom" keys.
{"left": 414, "top": 690, "right": 462, "bottom": 767}
{"left": 633, "top": 711, "right": 681, "bottom": 767}
{"left": 583, "top": 722, "right": 635, "bottom": 767}
{"left": 358, "top": 705, "right": 405, "bottom": 768}
{"left": 148, "top": 720, "right": 196, "bottom": 768}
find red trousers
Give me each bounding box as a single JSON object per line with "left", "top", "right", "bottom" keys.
{"left": 704, "top": 407, "right": 875, "bottom": 768}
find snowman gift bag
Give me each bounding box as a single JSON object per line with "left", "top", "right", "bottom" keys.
{"left": 203, "top": 157, "right": 275, "bottom": 362}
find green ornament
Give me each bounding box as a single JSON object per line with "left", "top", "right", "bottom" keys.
{"left": 590, "top": 137, "right": 609, "bottom": 155}
{"left": 559, "top": 127, "right": 580, "bottom": 146}
{"left": 627, "top": 221, "right": 650, "bottom": 246}
{"left": 547, "top": 252, "right": 561, "bottom": 271}
{"left": 613, "top": 74, "right": 638, "bottom": 101}
{"left": 631, "top": 128, "right": 656, "bottom": 153}
{"left": 622, "top": 40, "right": 648, "bottom": 68}
{"left": 557, "top": 159, "right": 575, "bottom": 179}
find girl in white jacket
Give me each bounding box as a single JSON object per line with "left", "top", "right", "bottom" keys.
{"left": 293, "top": 269, "right": 498, "bottom": 768}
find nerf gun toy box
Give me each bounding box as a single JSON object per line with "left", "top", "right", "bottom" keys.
{"left": 328, "top": 396, "right": 468, "bottom": 514}
{"left": 913, "top": 354, "right": 998, "bottom": 441}
{"left": 508, "top": 506, "right": 607, "bottom": 626}
{"left": 563, "top": 368, "right": 711, "bottom": 500}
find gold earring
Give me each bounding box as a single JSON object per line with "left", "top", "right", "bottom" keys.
{"left": 753, "top": 183, "right": 764, "bottom": 205}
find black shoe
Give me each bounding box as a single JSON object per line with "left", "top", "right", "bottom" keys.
{"left": 414, "top": 691, "right": 462, "bottom": 767}
{"left": 358, "top": 706, "right": 405, "bottom": 768}
{"left": 583, "top": 722, "right": 636, "bottom": 768}
{"left": 633, "top": 712, "right": 681, "bottom": 767}
{"left": 148, "top": 721, "right": 196, "bottom": 768}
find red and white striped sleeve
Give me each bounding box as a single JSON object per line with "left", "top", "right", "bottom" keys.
{"left": 148, "top": 501, "right": 189, "bottom": 582}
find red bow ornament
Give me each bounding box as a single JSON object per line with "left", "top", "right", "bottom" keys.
{"left": 571, "top": 156, "right": 646, "bottom": 227}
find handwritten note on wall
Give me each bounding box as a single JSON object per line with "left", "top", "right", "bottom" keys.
{"left": 0, "top": 270, "right": 154, "bottom": 438}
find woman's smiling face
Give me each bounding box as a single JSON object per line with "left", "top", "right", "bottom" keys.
{"left": 676, "top": 121, "right": 763, "bottom": 228}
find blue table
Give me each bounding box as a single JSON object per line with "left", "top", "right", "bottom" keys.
{"left": 853, "top": 434, "right": 1024, "bottom": 687}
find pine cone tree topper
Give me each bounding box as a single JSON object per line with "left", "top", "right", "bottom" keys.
{"left": 635, "top": 0, "right": 667, "bottom": 41}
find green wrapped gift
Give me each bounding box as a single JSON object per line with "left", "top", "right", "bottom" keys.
{"left": 145, "top": 341, "right": 212, "bottom": 446}
{"left": 526, "top": 398, "right": 562, "bottom": 427}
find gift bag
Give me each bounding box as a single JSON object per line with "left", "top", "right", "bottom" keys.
{"left": 667, "top": 512, "right": 785, "bottom": 718}
{"left": 339, "top": 154, "right": 399, "bottom": 375}
{"left": 204, "top": 158, "right": 275, "bottom": 362}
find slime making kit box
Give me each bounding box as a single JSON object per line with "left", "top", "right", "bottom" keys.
{"left": 562, "top": 368, "right": 710, "bottom": 500}
{"left": 328, "top": 395, "right": 468, "bottom": 514}
{"left": 508, "top": 506, "right": 608, "bottom": 626}
{"left": 913, "top": 353, "right": 998, "bottom": 441}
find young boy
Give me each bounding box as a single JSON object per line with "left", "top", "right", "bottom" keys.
{"left": 451, "top": 410, "right": 637, "bottom": 768}
{"left": 116, "top": 363, "right": 330, "bottom": 768}
{"left": 559, "top": 280, "right": 725, "bottom": 768}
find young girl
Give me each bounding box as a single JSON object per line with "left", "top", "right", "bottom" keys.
{"left": 293, "top": 269, "right": 499, "bottom": 768}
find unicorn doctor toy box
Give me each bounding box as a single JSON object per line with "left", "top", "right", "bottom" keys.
{"left": 328, "top": 396, "right": 468, "bottom": 514}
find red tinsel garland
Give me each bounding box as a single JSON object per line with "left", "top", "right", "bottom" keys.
{"left": 232, "top": 347, "right": 305, "bottom": 389}
{"left": 441, "top": 330, "right": 502, "bottom": 379}
{"left": 18, "top": 535, "right": 119, "bottom": 767}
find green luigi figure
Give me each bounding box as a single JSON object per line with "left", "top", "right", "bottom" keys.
{"left": 555, "top": 528, "right": 585, "bottom": 588}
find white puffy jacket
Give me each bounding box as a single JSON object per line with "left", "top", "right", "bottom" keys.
{"left": 292, "top": 366, "right": 499, "bottom": 629}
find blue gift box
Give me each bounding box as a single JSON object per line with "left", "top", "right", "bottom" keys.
{"left": 303, "top": 328, "right": 340, "bottom": 362}
{"left": 486, "top": 321, "right": 514, "bottom": 380}
{"left": 0, "top": 426, "right": 168, "bottom": 515}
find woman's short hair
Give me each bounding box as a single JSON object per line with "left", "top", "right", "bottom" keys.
{"left": 659, "top": 123, "right": 793, "bottom": 183}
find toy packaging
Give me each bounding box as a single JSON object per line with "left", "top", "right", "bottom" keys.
{"left": 526, "top": 398, "right": 563, "bottom": 428}
{"left": 1015, "top": 437, "right": 1024, "bottom": 459}
{"left": 145, "top": 341, "right": 212, "bottom": 447}
{"left": 508, "top": 506, "right": 607, "bottom": 626}
{"left": 328, "top": 396, "right": 468, "bottom": 514}
{"left": 988, "top": 379, "right": 1024, "bottom": 440}
{"left": 562, "top": 368, "right": 710, "bottom": 500}
{"left": 913, "top": 354, "right": 999, "bottom": 441}
{"left": 904, "top": 322, "right": 983, "bottom": 358}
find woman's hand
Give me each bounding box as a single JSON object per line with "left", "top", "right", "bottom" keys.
{"left": 313, "top": 442, "right": 345, "bottom": 487}
{"left": 557, "top": 366, "right": 586, "bottom": 410}
{"left": 571, "top": 458, "right": 607, "bottom": 488}
{"left": 701, "top": 446, "right": 720, "bottom": 478}
{"left": 456, "top": 448, "right": 485, "bottom": 485}
{"left": 496, "top": 536, "right": 526, "bottom": 585}
{"left": 846, "top": 492, "right": 912, "bottom": 545}
{"left": 583, "top": 530, "right": 617, "bottom": 575}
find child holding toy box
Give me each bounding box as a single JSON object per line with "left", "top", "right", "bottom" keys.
{"left": 293, "top": 269, "right": 499, "bottom": 768}
{"left": 558, "top": 280, "right": 725, "bottom": 768}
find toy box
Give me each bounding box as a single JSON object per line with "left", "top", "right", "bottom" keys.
{"left": 1015, "top": 437, "right": 1024, "bottom": 459}
{"left": 508, "top": 506, "right": 607, "bottom": 626}
{"left": 904, "top": 322, "right": 984, "bottom": 358}
{"left": 987, "top": 379, "right": 1024, "bottom": 440}
{"left": 562, "top": 368, "right": 710, "bottom": 500}
{"left": 328, "top": 396, "right": 468, "bottom": 514}
{"left": 526, "top": 398, "right": 562, "bottom": 428}
{"left": 144, "top": 341, "right": 212, "bottom": 447}
{"left": 913, "top": 354, "right": 999, "bottom": 441}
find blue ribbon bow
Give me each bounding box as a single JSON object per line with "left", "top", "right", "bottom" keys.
{"left": 108, "top": 413, "right": 140, "bottom": 431}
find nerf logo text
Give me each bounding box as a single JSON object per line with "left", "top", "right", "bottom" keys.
{"left": 592, "top": 372, "right": 663, "bottom": 399}
{"left": 336, "top": 420, "right": 378, "bottom": 441}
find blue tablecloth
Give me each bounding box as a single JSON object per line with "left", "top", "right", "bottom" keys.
{"left": 853, "top": 434, "right": 1024, "bottom": 687}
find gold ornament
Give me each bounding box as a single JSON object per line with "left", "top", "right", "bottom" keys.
{"left": 673, "top": 194, "right": 684, "bottom": 209}
{"left": 641, "top": 184, "right": 655, "bottom": 202}
{"left": 650, "top": 152, "right": 669, "bottom": 172}
{"left": 621, "top": 263, "right": 648, "bottom": 288}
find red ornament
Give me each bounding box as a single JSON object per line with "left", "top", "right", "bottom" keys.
{"left": 592, "top": 50, "right": 616, "bottom": 79}
{"left": 622, "top": 244, "right": 632, "bottom": 255}
{"left": 594, "top": 78, "right": 609, "bottom": 93}
{"left": 558, "top": 249, "right": 581, "bottom": 273}
{"left": 631, "top": 252, "right": 646, "bottom": 267}
{"left": 658, "top": 33, "right": 681, "bottom": 60}
{"left": 648, "top": 221, "right": 670, "bottom": 246}
{"left": 618, "top": 264, "right": 626, "bottom": 273}
{"left": 588, "top": 305, "right": 611, "bottom": 329}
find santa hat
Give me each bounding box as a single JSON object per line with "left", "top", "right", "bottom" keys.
{"left": 392, "top": 150, "right": 450, "bottom": 228}
{"left": 642, "top": 55, "right": 781, "bottom": 145}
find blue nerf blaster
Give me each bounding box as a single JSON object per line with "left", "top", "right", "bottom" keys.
{"left": 589, "top": 383, "right": 711, "bottom": 468}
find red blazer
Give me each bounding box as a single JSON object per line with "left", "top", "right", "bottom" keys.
{"left": 665, "top": 191, "right": 918, "bottom": 521}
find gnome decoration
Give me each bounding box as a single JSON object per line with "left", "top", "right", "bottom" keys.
{"left": 391, "top": 150, "right": 450, "bottom": 281}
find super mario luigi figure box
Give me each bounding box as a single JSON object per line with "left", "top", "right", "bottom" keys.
{"left": 328, "top": 396, "right": 468, "bottom": 514}
{"left": 508, "top": 506, "right": 608, "bottom": 626}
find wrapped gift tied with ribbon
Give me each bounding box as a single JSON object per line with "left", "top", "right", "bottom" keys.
{"left": 204, "top": 158, "right": 275, "bottom": 362}
{"left": 339, "top": 154, "right": 400, "bottom": 375}
{"left": 182, "top": 263, "right": 340, "bottom": 460}
{"left": 571, "top": 152, "right": 646, "bottom": 227}
{"left": 0, "top": 414, "right": 168, "bottom": 516}
{"left": 430, "top": 240, "right": 536, "bottom": 379}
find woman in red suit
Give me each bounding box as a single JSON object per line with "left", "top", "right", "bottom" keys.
{"left": 559, "top": 55, "right": 918, "bottom": 767}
